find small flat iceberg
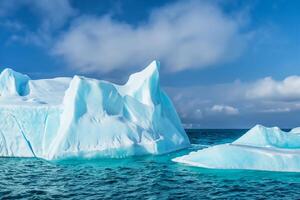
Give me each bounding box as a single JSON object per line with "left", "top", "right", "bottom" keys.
{"left": 0, "top": 61, "right": 190, "bottom": 160}
{"left": 173, "top": 125, "right": 300, "bottom": 172}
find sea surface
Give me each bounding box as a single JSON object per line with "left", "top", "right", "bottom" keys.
{"left": 2, "top": 129, "right": 300, "bottom": 199}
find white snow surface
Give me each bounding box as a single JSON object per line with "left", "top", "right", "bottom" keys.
{"left": 0, "top": 61, "right": 190, "bottom": 160}
{"left": 173, "top": 125, "right": 300, "bottom": 172}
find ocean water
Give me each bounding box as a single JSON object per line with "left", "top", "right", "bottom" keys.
{"left": 2, "top": 129, "right": 300, "bottom": 199}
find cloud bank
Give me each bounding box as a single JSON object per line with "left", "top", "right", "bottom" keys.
{"left": 211, "top": 105, "right": 239, "bottom": 115}
{"left": 167, "top": 75, "right": 300, "bottom": 127}
{"left": 246, "top": 76, "right": 300, "bottom": 101}
{"left": 53, "top": 1, "right": 249, "bottom": 73}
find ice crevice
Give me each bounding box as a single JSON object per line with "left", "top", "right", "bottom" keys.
{"left": 9, "top": 113, "right": 36, "bottom": 157}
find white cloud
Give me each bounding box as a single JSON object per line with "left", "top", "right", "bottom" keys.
{"left": 210, "top": 105, "right": 239, "bottom": 115}
{"left": 53, "top": 1, "right": 250, "bottom": 73}
{"left": 0, "top": 0, "right": 76, "bottom": 46}
{"left": 166, "top": 74, "right": 300, "bottom": 125}
{"left": 0, "top": 0, "right": 75, "bottom": 28}
{"left": 29, "top": 0, "right": 76, "bottom": 30}
{"left": 260, "top": 108, "right": 291, "bottom": 113}
{"left": 246, "top": 76, "right": 300, "bottom": 100}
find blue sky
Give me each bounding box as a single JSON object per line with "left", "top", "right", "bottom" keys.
{"left": 1, "top": 0, "right": 300, "bottom": 128}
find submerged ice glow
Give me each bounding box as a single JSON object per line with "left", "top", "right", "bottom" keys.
{"left": 173, "top": 125, "right": 300, "bottom": 172}
{"left": 0, "top": 61, "right": 190, "bottom": 160}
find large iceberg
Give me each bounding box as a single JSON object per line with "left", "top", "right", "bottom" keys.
{"left": 173, "top": 125, "right": 300, "bottom": 172}
{"left": 0, "top": 61, "right": 190, "bottom": 160}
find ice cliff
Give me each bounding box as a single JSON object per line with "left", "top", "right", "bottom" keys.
{"left": 173, "top": 125, "right": 300, "bottom": 172}
{"left": 0, "top": 61, "right": 190, "bottom": 160}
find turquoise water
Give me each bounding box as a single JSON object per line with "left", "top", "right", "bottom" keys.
{"left": 2, "top": 129, "right": 300, "bottom": 199}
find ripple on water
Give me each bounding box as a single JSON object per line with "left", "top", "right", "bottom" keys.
{"left": 1, "top": 130, "right": 300, "bottom": 199}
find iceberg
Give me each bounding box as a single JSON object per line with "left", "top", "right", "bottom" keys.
{"left": 173, "top": 125, "right": 300, "bottom": 172}
{"left": 0, "top": 61, "right": 190, "bottom": 160}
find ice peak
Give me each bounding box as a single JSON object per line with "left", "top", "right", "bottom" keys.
{"left": 0, "top": 68, "right": 30, "bottom": 97}
{"left": 251, "top": 124, "right": 281, "bottom": 132}
{"left": 290, "top": 127, "right": 300, "bottom": 134}
{"left": 122, "top": 61, "right": 161, "bottom": 105}
{"left": 126, "top": 60, "right": 160, "bottom": 84}
{"left": 140, "top": 60, "right": 160, "bottom": 75}
{"left": 1, "top": 68, "right": 15, "bottom": 75}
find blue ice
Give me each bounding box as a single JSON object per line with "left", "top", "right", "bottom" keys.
{"left": 0, "top": 61, "right": 190, "bottom": 160}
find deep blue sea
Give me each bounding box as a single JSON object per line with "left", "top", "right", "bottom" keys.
{"left": 2, "top": 129, "right": 300, "bottom": 199}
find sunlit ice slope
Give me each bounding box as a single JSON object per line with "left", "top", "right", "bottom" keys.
{"left": 0, "top": 61, "right": 190, "bottom": 160}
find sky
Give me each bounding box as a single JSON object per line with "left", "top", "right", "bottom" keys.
{"left": 1, "top": 0, "right": 300, "bottom": 128}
